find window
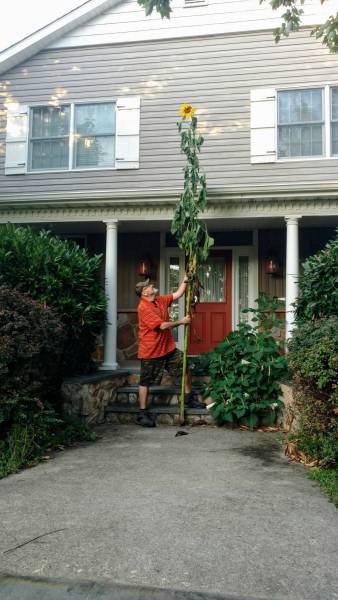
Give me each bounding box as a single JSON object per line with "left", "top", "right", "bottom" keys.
{"left": 331, "top": 87, "right": 338, "bottom": 155}
{"left": 238, "top": 256, "right": 249, "bottom": 322}
{"left": 30, "top": 105, "right": 70, "bottom": 170}
{"left": 74, "top": 103, "right": 115, "bottom": 168}
{"left": 277, "top": 89, "right": 323, "bottom": 158}
{"left": 29, "top": 102, "right": 116, "bottom": 171}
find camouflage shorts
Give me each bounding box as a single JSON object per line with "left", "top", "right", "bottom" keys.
{"left": 139, "top": 348, "right": 184, "bottom": 387}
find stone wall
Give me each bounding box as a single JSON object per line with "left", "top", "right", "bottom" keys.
{"left": 116, "top": 312, "right": 138, "bottom": 362}
{"left": 61, "top": 372, "right": 128, "bottom": 425}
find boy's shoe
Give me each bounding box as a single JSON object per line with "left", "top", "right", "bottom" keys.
{"left": 184, "top": 392, "right": 205, "bottom": 409}
{"left": 137, "top": 411, "right": 156, "bottom": 427}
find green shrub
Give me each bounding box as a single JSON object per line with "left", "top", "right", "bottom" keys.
{"left": 0, "top": 285, "right": 65, "bottom": 428}
{"left": 198, "top": 295, "right": 288, "bottom": 428}
{"left": 288, "top": 317, "right": 338, "bottom": 393}
{"left": 288, "top": 318, "right": 338, "bottom": 468}
{"left": 0, "top": 286, "right": 97, "bottom": 479}
{"left": 296, "top": 232, "right": 338, "bottom": 322}
{"left": 0, "top": 224, "right": 107, "bottom": 375}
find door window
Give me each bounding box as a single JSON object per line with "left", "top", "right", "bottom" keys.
{"left": 197, "top": 257, "right": 225, "bottom": 302}
{"left": 166, "top": 256, "right": 180, "bottom": 342}
{"left": 238, "top": 256, "right": 249, "bottom": 322}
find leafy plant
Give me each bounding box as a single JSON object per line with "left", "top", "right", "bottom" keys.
{"left": 171, "top": 104, "right": 213, "bottom": 423}
{"left": 200, "top": 294, "right": 288, "bottom": 428}
{"left": 287, "top": 317, "right": 338, "bottom": 468}
{"left": 0, "top": 224, "right": 107, "bottom": 375}
{"left": 296, "top": 232, "right": 338, "bottom": 322}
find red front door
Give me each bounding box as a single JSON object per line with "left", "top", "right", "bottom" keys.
{"left": 189, "top": 250, "right": 232, "bottom": 355}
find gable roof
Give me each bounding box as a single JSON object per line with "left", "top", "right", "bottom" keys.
{"left": 0, "top": 0, "right": 121, "bottom": 76}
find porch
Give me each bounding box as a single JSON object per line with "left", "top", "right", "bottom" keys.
{"left": 31, "top": 214, "right": 337, "bottom": 368}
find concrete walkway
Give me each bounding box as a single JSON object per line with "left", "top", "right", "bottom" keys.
{"left": 0, "top": 425, "right": 337, "bottom": 600}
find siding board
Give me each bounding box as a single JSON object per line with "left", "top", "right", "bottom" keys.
{"left": 1, "top": 29, "right": 338, "bottom": 198}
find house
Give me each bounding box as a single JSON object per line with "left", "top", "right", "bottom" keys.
{"left": 1, "top": 0, "right": 338, "bottom": 369}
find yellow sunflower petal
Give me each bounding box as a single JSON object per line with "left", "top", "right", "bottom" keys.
{"left": 179, "top": 103, "right": 196, "bottom": 119}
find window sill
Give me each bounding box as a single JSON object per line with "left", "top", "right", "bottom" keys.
{"left": 27, "top": 167, "right": 118, "bottom": 174}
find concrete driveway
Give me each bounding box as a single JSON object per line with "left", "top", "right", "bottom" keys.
{"left": 0, "top": 425, "right": 337, "bottom": 600}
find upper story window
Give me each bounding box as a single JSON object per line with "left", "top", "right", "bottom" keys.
{"left": 277, "top": 89, "right": 323, "bottom": 159}
{"left": 30, "top": 105, "right": 70, "bottom": 170}
{"left": 250, "top": 85, "right": 338, "bottom": 164}
{"left": 4, "top": 96, "right": 140, "bottom": 176}
{"left": 29, "top": 102, "right": 116, "bottom": 171}
{"left": 331, "top": 87, "right": 338, "bottom": 156}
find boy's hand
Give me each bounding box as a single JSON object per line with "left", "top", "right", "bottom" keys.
{"left": 181, "top": 315, "right": 191, "bottom": 325}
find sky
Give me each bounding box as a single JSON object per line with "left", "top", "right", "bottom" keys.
{"left": 0, "top": 0, "right": 86, "bottom": 52}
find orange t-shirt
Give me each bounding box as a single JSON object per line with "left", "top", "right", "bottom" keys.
{"left": 137, "top": 294, "right": 176, "bottom": 359}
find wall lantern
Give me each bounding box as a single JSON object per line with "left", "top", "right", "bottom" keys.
{"left": 137, "top": 258, "right": 152, "bottom": 277}
{"left": 265, "top": 257, "right": 280, "bottom": 275}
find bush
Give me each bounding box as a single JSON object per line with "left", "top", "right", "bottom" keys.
{"left": 0, "top": 285, "right": 65, "bottom": 433}
{"left": 0, "top": 286, "right": 96, "bottom": 478}
{"left": 0, "top": 224, "right": 107, "bottom": 375}
{"left": 195, "top": 295, "right": 288, "bottom": 428}
{"left": 296, "top": 232, "right": 338, "bottom": 321}
{"left": 288, "top": 318, "right": 338, "bottom": 468}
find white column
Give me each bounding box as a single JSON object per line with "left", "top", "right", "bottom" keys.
{"left": 101, "top": 220, "right": 118, "bottom": 370}
{"left": 285, "top": 216, "right": 301, "bottom": 341}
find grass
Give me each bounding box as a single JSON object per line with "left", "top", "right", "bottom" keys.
{"left": 308, "top": 467, "right": 338, "bottom": 508}
{"left": 0, "top": 416, "right": 97, "bottom": 479}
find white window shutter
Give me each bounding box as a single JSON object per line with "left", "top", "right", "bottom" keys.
{"left": 115, "top": 96, "right": 140, "bottom": 169}
{"left": 250, "top": 89, "right": 276, "bottom": 164}
{"left": 5, "top": 103, "right": 28, "bottom": 174}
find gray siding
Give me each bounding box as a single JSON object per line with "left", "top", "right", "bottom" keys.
{"left": 1, "top": 29, "right": 338, "bottom": 198}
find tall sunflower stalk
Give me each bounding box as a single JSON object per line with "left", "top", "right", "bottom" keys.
{"left": 172, "top": 103, "right": 214, "bottom": 424}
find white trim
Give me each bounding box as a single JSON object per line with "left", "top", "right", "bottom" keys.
{"left": 232, "top": 244, "right": 258, "bottom": 329}
{"left": 0, "top": 0, "right": 121, "bottom": 76}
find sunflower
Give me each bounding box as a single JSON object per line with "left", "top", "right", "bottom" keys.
{"left": 179, "top": 103, "right": 196, "bottom": 119}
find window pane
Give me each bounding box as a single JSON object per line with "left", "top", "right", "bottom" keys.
{"left": 75, "top": 103, "right": 115, "bottom": 135}
{"left": 278, "top": 92, "right": 290, "bottom": 124}
{"left": 290, "top": 91, "right": 301, "bottom": 123}
{"left": 32, "top": 106, "right": 70, "bottom": 138}
{"left": 238, "top": 256, "right": 249, "bottom": 322}
{"left": 198, "top": 257, "right": 225, "bottom": 302}
{"left": 75, "top": 135, "right": 115, "bottom": 168}
{"left": 31, "top": 139, "right": 69, "bottom": 170}
{"left": 332, "top": 123, "right": 338, "bottom": 155}
{"left": 309, "top": 90, "right": 323, "bottom": 121}
{"left": 331, "top": 87, "right": 338, "bottom": 121}
{"left": 167, "top": 257, "right": 180, "bottom": 343}
{"left": 278, "top": 124, "right": 323, "bottom": 158}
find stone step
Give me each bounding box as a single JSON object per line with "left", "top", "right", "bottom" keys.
{"left": 106, "top": 404, "right": 208, "bottom": 415}
{"left": 117, "top": 384, "right": 203, "bottom": 394}
{"left": 104, "top": 403, "right": 213, "bottom": 426}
